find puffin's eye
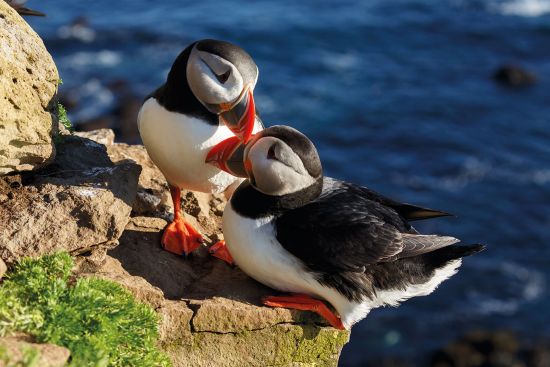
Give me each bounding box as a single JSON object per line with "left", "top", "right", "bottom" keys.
{"left": 267, "top": 145, "right": 277, "bottom": 160}
{"left": 215, "top": 70, "right": 231, "bottom": 84}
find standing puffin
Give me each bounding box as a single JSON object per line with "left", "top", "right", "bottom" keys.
{"left": 209, "top": 125, "right": 485, "bottom": 329}
{"left": 138, "top": 39, "right": 262, "bottom": 256}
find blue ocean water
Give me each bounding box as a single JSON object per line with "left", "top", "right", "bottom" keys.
{"left": 27, "top": 0, "right": 550, "bottom": 364}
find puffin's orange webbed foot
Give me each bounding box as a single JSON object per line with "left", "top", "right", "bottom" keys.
{"left": 262, "top": 294, "right": 345, "bottom": 330}
{"left": 209, "top": 240, "right": 234, "bottom": 265}
{"left": 161, "top": 217, "right": 203, "bottom": 256}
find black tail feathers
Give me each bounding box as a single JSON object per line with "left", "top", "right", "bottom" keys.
{"left": 425, "top": 244, "right": 486, "bottom": 269}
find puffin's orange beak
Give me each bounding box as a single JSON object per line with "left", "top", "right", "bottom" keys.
{"left": 205, "top": 136, "right": 248, "bottom": 178}
{"left": 220, "top": 89, "right": 256, "bottom": 144}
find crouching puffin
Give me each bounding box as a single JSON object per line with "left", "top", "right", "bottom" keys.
{"left": 208, "top": 125, "right": 485, "bottom": 329}
{"left": 138, "top": 39, "right": 262, "bottom": 256}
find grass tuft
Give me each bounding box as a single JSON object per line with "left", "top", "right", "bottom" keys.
{"left": 57, "top": 102, "right": 73, "bottom": 133}
{"left": 0, "top": 253, "right": 171, "bottom": 367}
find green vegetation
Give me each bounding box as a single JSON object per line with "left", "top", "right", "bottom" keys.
{"left": 0, "top": 253, "right": 170, "bottom": 367}
{"left": 57, "top": 103, "right": 73, "bottom": 133}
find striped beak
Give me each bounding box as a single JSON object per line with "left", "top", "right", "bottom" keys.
{"left": 219, "top": 89, "right": 256, "bottom": 143}
{"left": 205, "top": 136, "right": 249, "bottom": 178}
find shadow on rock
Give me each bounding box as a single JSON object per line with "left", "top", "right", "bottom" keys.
{"left": 0, "top": 134, "right": 140, "bottom": 264}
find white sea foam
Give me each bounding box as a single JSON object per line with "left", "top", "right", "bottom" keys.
{"left": 58, "top": 24, "right": 96, "bottom": 42}
{"left": 393, "top": 157, "right": 550, "bottom": 192}
{"left": 466, "top": 260, "right": 545, "bottom": 316}
{"left": 321, "top": 51, "right": 359, "bottom": 73}
{"left": 492, "top": 0, "right": 550, "bottom": 17}
{"left": 68, "top": 79, "right": 115, "bottom": 122}
{"left": 68, "top": 50, "right": 122, "bottom": 68}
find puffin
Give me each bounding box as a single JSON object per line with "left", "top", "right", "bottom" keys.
{"left": 138, "top": 39, "right": 262, "bottom": 257}
{"left": 208, "top": 125, "right": 485, "bottom": 330}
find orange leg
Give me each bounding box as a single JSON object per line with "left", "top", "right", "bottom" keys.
{"left": 208, "top": 240, "right": 234, "bottom": 265}
{"left": 161, "top": 185, "right": 203, "bottom": 256}
{"left": 262, "top": 294, "right": 345, "bottom": 330}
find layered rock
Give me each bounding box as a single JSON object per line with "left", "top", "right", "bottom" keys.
{"left": 0, "top": 2, "right": 59, "bottom": 175}
{"left": 1, "top": 127, "right": 349, "bottom": 366}
{"left": 0, "top": 134, "right": 140, "bottom": 264}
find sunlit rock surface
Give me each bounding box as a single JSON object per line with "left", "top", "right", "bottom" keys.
{"left": 0, "top": 2, "right": 59, "bottom": 175}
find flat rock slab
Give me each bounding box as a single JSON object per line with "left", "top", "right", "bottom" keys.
{"left": 0, "top": 135, "right": 140, "bottom": 264}
{"left": 101, "top": 216, "right": 349, "bottom": 367}
{"left": 0, "top": 336, "right": 70, "bottom": 367}
{"left": 0, "top": 2, "right": 59, "bottom": 175}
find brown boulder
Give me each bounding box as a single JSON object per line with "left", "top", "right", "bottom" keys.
{"left": 0, "top": 2, "right": 59, "bottom": 175}
{"left": 0, "top": 134, "right": 140, "bottom": 264}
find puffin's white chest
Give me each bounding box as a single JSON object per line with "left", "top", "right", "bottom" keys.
{"left": 223, "top": 202, "right": 326, "bottom": 295}
{"left": 138, "top": 98, "right": 236, "bottom": 193}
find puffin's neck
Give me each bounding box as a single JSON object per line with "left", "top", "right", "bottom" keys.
{"left": 149, "top": 44, "right": 218, "bottom": 125}
{"left": 231, "top": 177, "right": 324, "bottom": 219}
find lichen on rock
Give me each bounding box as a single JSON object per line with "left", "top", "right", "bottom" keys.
{"left": 0, "top": 1, "right": 59, "bottom": 175}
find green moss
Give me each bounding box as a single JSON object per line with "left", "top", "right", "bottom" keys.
{"left": 57, "top": 103, "right": 73, "bottom": 133}
{"left": 0, "top": 253, "right": 171, "bottom": 367}
{"left": 174, "top": 323, "right": 348, "bottom": 367}
{"left": 292, "top": 326, "right": 350, "bottom": 366}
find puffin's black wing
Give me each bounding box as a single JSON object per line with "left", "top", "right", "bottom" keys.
{"left": 276, "top": 182, "right": 458, "bottom": 273}
{"left": 322, "top": 177, "right": 451, "bottom": 222}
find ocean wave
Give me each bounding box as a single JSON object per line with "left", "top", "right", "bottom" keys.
{"left": 465, "top": 260, "right": 545, "bottom": 316}
{"left": 321, "top": 51, "right": 359, "bottom": 73}
{"left": 65, "top": 50, "right": 122, "bottom": 68}
{"left": 391, "top": 157, "right": 489, "bottom": 192}
{"left": 392, "top": 157, "right": 550, "bottom": 192}
{"left": 58, "top": 23, "right": 96, "bottom": 43}
{"left": 491, "top": 0, "right": 550, "bottom": 17}
{"left": 67, "top": 79, "right": 115, "bottom": 122}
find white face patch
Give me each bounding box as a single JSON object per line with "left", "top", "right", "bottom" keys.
{"left": 187, "top": 45, "right": 244, "bottom": 105}
{"left": 246, "top": 136, "right": 317, "bottom": 196}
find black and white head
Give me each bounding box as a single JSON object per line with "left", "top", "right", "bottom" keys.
{"left": 180, "top": 39, "right": 258, "bottom": 141}
{"left": 208, "top": 125, "right": 323, "bottom": 196}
